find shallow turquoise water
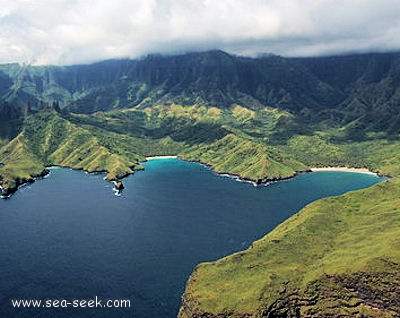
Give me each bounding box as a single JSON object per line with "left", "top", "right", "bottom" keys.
{"left": 0, "top": 159, "right": 385, "bottom": 317}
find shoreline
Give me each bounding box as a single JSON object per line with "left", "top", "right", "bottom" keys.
{"left": 310, "top": 166, "right": 378, "bottom": 175}
{"left": 0, "top": 163, "right": 134, "bottom": 199}
{"left": 1, "top": 160, "right": 385, "bottom": 199}
{"left": 145, "top": 155, "right": 178, "bottom": 160}
{"left": 0, "top": 168, "right": 50, "bottom": 199}
{"left": 182, "top": 158, "right": 311, "bottom": 186}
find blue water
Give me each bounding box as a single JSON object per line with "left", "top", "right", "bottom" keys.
{"left": 0, "top": 159, "right": 385, "bottom": 317}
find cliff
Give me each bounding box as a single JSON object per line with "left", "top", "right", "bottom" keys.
{"left": 179, "top": 179, "right": 400, "bottom": 317}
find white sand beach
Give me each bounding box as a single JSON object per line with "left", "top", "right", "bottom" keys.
{"left": 310, "top": 166, "right": 377, "bottom": 175}
{"left": 145, "top": 155, "right": 178, "bottom": 160}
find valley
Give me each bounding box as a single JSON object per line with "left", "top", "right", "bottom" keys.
{"left": 0, "top": 50, "right": 399, "bottom": 317}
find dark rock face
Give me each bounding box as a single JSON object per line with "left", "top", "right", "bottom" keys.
{"left": 1, "top": 51, "right": 400, "bottom": 133}
{"left": 179, "top": 270, "right": 400, "bottom": 318}
{"left": 113, "top": 180, "right": 124, "bottom": 195}
{"left": 0, "top": 169, "right": 49, "bottom": 198}
{"left": 0, "top": 177, "right": 32, "bottom": 198}
{"left": 259, "top": 272, "right": 400, "bottom": 318}
{"left": 34, "top": 169, "right": 50, "bottom": 179}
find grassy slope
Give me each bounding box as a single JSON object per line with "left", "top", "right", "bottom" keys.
{"left": 179, "top": 135, "right": 400, "bottom": 317}
{"left": 0, "top": 133, "right": 46, "bottom": 192}
{"left": 1, "top": 105, "right": 300, "bottom": 195}
{"left": 81, "top": 105, "right": 399, "bottom": 317}
{"left": 1, "top": 104, "right": 400, "bottom": 316}
{"left": 179, "top": 178, "right": 400, "bottom": 317}
{"left": 284, "top": 134, "right": 400, "bottom": 176}
{"left": 180, "top": 134, "right": 307, "bottom": 182}
{"left": 0, "top": 111, "right": 148, "bottom": 195}
{"left": 2, "top": 104, "right": 399, "bottom": 191}
{"left": 93, "top": 105, "right": 307, "bottom": 182}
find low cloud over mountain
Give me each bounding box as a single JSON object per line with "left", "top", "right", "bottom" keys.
{"left": 1, "top": 0, "right": 400, "bottom": 65}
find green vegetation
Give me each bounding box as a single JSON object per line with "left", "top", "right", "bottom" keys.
{"left": 180, "top": 134, "right": 307, "bottom": 181}
{"left": 2, "top": 102, "right": 400, "bottom": 196}
{"left": 284, "top": 134, "right": 400, "bottom": 177}
{"left": 179, "top": 179, "right": 400, "bottom": 317}
{"left": 0, "top": 110, "right": 148, "bottom": 195}
{"left": 1, "top": 50, "right": 400, "bottom": 316}
{"left": 0, "top": 105, "right": 307, "bottom": 194}
{"left": 0, "top": 133, "right": 45, "bottom": 193}
{"left": 2, "top": 51, "right": 400, "bottom": 138}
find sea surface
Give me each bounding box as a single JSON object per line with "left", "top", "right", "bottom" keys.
{"left": 0, "top": 158, "right": 385, "bottom": 317}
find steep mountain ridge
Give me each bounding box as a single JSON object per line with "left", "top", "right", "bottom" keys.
{"left": 1, "top": 51, "right": 400, "bottom": 134}
{"left": 1, "top": 50, "right": 400, "bottom": 317}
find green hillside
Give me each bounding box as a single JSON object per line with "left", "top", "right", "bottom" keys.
{"left": 1, "top": 51, "right": 400, "bottom": 317}
{"left": 179, "top": 178, "right": 400, "bottom": 317}
{"left": 0, "top": 105, "right": 305, "bottom": 196}
{"left": 0, "top": 133, "right": 46, "bottom": 193}
{"left": 180, "top": 133, "right": 307, "bottom": 182}
{"left": 0, "top": 110, "right": 146, "bottom": 196}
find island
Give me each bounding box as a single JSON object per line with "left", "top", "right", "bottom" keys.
{"left": 0, "top": 51, "right": 399, "bottom": 317}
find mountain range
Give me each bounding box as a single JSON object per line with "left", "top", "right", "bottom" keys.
{"left": 1, "top": 50, "right": 400, "bottom": 134}
{"left": 0, "top": 50, "right": 399, "bottom": 317}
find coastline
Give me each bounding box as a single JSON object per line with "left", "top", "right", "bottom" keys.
{"left": 0, "top": 163, "right": 137, "bottom": 199}
{"left": 0, "top": 168, "right": 50, "bottom": 199}
{"left": 310, "top": 166, "right": 378, "bottom": 175}
{"left": 1, "top": 160, "right": 385, "bottom": 199}
{"left": 182, "top": 157, "right": 311, "bottom": 186}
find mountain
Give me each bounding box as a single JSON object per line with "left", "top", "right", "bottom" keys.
{"left": 1, "top": 50, "right": 400, "bottom": 134}
{"left": 0, "top": 105, "right": 308, "bottom": 196}
{"left": 1, "top": 50, "right": 400, "bottom": 317}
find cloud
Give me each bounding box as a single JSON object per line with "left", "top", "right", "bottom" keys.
{"left": 0, "top": 0, "right": 399, "bottom": 65}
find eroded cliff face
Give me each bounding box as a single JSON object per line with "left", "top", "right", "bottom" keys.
{"left": 2, "top": 51, "right": 400, "bottom": 135}
{"left": 179, "top": 270, "right": 400, "bottom": 318}
{"left": 260, "top": 271, "right": 400, "bottom": 317}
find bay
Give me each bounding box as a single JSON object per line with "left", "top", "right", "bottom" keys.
{"left": 0, "top": 158, "right": 385, "bottom": 317}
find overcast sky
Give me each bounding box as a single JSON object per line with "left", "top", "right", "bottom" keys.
{"left": 0, "top": 0, "right": 399, "bottom": 65}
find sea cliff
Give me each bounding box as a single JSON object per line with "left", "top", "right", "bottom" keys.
{"left": 178, "top": 178, "right": 400, "bottom": 317}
